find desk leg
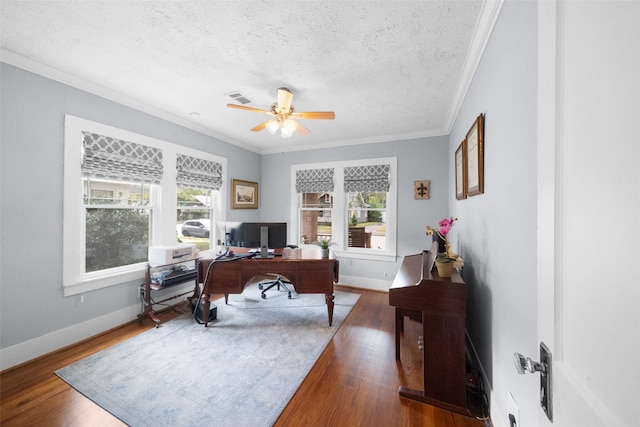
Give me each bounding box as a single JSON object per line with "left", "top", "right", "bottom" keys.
{"left": 201, "top": 294, "right": 210, "bottom": 327}
{"left": 325, "top": 293, "right": 335, "bottom": 326}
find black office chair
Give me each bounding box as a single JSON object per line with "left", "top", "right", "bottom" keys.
{"left": 257, "top": 245, "right": 298, "bottom": 299}
{"left": 257, "top": 274, "right": 293, "bottom": 299}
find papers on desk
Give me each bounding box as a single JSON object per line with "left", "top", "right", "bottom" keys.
{"left": 248, "top": 248, "right": 275, "bottom": 255}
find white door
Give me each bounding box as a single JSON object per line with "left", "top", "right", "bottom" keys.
{"left": 537, "top": 1, "right": 640, "bottom": 426}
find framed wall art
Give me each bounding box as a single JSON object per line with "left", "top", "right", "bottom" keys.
{"left": 231, "top": 179, "right": 258, "bottom": 209}
{"left": 465, "top": 113, "right": 484, "bottom": 196}
{"left": 455, "top": 139, "right": 467, "bottom": 200}
{"left": 414, "top": 180, "right": 430, "bottom": 200}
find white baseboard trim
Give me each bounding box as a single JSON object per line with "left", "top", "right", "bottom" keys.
{"left": 338, "top": 274, "right": 392, "bottom": 292}
{"left": 490, "top": 392, "right": 506, "bottom": 427}
{"left": 465, "top": 330, "right": 501, "bottom": 427}
{"left": 0, "top": 284, "right": 193, "bottom": 371}
{"left": 2, "top": 278, "right": 387, "bottom": 371}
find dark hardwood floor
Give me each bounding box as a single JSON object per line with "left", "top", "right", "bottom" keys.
{"left": 0, "top": 286, "right": 490, "bottom": 426}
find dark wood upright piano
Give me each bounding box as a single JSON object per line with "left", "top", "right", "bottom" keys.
{"left": 389, "top": 243, "right": 471, "bottom": 416}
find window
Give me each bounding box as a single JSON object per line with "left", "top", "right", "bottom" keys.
{"left": 175, "top": 154, "right": 223, "bottom": 252}
{"left": 63, "top": 115, "right": 226, "bottom": 296}
{"left": 84, "top": 179, "right": 152, "bottom": 272}
{"left": 344, "top": 164, "right": 390, "bottom": 251}
{"left": 295, "top": 168, "right": 334, "bottom": 245}
{"left": 347, "top": 191, "right": 387, "bottom": 250}
{"left": 291, "top": 158, "right": 397, "bottom": 261}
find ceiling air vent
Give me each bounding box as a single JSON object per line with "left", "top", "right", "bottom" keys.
{"left": 228, "top": 92, "right": 251, "bottom": 104}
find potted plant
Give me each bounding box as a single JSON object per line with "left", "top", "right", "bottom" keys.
{"left": 313, "top": 237, "right": 336, "bottom": 258}
{"left": 434, "top": 252, "right": 456, "bottom": 278}
{"left": 426, "top": 217, "right": 463, "bottom": 277}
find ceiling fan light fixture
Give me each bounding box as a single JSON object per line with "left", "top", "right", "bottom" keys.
{"left": 227, "top": 87, "right": 335, "bottom": 138}
{"left": 265, "top": 119, "right": 279, "bottom": 135}
{"left": 280, "top": 126, "right": 294, "bottom": 138}
{"left": 282, "top": 119, "right": 297, "bottom": 133}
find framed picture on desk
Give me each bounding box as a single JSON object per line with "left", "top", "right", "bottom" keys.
{"left": 231, "top": 179, "right": 258, "bottom": 209}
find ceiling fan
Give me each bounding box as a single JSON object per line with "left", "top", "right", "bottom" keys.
{"left": 227, "top": 87, "right": 335, "bottom": 138}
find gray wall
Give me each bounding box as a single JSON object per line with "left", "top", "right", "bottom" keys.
{"left": 259, "top": 138, "right": 450, "bottom": 281}
{"left": 0, "top": 62, "right": 449, "bottom": 360}
{"left": 449, "top": 1, "right": 538, "bottom": 425}
{"left": 0, "top": 63, "right": 259, "bottom": 351}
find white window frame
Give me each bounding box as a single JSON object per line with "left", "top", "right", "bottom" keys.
{"left": 290, "top": 157, "right": 397, "bottom": 262}
{"left": 63, "top": 115, "right": 226, "bottom": 296}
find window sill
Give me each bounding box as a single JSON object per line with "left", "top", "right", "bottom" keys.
{"left": 63, "top": 265, "right": 146, "bottom": 297}
{"left": 332, "top": 250, "right": 397, "bottom": 263}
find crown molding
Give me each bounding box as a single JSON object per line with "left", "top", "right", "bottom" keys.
{"left": 1, "top": 48, "right": 261, "bottom": 154}
{"left": 444, "top": 0, "right": 505, "bottom": 134}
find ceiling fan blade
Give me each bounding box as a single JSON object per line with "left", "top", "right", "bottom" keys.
{"left": 250, "top": 120, "right": 273, "bottom": 132}
{"left": 227, "top": 104, "right": 274, "bottom": 115}
{"left": 291, "top": 111, "right": 336, "bottom": 120}
{"left": 277, "top": 87, "right": 293, "bottom": 113}
{"left": 294, "top": 121, "right": 311, "bottom": 135}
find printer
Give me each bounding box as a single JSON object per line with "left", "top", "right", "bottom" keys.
{"left": 148, "top": 244, "right": 198, "bottom": 266}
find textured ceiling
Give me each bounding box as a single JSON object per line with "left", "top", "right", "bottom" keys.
{"left": 1, "top": 1, "right": 498, "bottom": 154}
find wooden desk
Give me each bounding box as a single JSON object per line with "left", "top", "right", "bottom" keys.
{"left": 198, "top": 248, "right": 339, "bottom": 327}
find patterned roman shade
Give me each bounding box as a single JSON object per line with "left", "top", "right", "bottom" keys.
{"left": 82, "top": 132, "right": 163, "bottom": 184}
{"left": 344, "top": 164, "right": 390, "bottom": 192}
{"left": 176, "top": 154, "right": 223, "bottom": 190}
{"left": 295, "top": 168, "right": 334, "bottom": 193}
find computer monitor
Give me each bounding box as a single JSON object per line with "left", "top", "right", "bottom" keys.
{"left": 217, "top": 221, "right": 244, "bottom": 247}
{"left": 242, "top": 222, "right": 287, "bottom": 249}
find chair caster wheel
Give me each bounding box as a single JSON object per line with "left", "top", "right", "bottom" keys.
{"left": 261, "top": 293, "right": 267, "bottom": 299}
{"left": 259, "top": 284, "right": 264, "bottom": 290}
{"left": 288, "top": 293, "right": 292, "bottom": 299}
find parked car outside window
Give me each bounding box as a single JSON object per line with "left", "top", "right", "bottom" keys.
{"left": 181, "top": 219, "right": 210, "bottom": 238}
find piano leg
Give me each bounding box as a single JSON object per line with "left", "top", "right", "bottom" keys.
{"left": 398, "top": 312, "right": 472, "bottom": 417}
{"left": 395, "top": 308, "right": 422, "bottom": 360}
{"left": 395, "top": 308, "right": 402, "bottom": 360}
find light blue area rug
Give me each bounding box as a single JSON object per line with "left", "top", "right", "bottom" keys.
{"left": 56, "top": 285, "right": 360, "bottom": 427}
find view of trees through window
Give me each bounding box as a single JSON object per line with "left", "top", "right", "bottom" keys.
{"left": 82, "top": 182, "right": 215, "bottom": 273}
{"left": 83, "top": 179, "right": 150, "bottom": 272}
{"left": 298, "top": 190, "right": 387, "bottom": 250}
{"left": 347, "top": 191, "right": 386, "bottom": 250}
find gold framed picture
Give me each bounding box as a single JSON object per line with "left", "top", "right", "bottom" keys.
{"left": 414, "top": 180, "right": 430, "bottom": 200}
{"left": 455, "top": 139, "right": 467, "bottom": 200}
{"left": 466, "top": 113, "right": 484, "bottom": 196}
{"left": 231, "top": 179, "right": 258, "bottom": 209}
